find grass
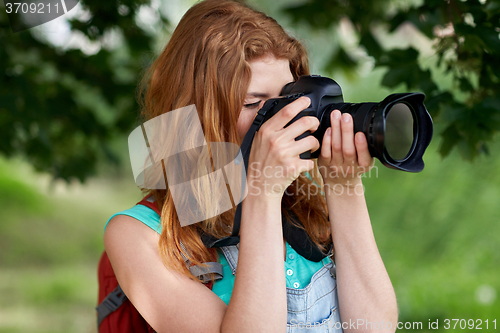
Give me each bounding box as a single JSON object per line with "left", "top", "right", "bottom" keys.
{"left": 0, "top": 157, "right": 141, "bottom": 333}
{"left": 363, "top": 138, "right": 500, "bottom": 331}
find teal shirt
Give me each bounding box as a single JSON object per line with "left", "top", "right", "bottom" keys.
{"left": 106, "top": 205, "right": 332, "bottom": 305}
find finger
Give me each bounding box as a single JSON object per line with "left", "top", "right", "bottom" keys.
{"left": 288, "top": 135, "right": 320, "bottom": 157}
{"left": 261, "top": 96, "right": 311, "bottom": 131}
{"left": 281, "top": 116, "right": 320, "bottom": 142}
{"left": 355, "top": 132, "right": 373, "bottom": 168}
{"left": 320, "top": 127, "right": 332, "bottom": 160}
{"left": 330, "top": 110, "right": 343, "bottom": 165}
{"left": 340, "top": 113, "right": 356, "bottom": 164}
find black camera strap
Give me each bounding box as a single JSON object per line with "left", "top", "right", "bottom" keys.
{"left": 202, "top": 100, "right": 330, "bottom": 262}
{"left": 202, "top": 100, "right": 277, "bottom": 248}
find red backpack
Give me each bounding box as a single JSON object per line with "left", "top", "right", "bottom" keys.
{"left": 96, "top": 197, "right": 221, "bottom": 332}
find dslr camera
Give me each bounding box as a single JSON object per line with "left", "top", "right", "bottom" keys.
{"left": 255, "top": 75, "right": 433, "bottom": 172}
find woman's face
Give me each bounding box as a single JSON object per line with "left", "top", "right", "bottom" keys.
{"left": 236, "top": 55, "right": 294, "bottom": 141}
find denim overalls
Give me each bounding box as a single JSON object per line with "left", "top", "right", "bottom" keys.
{"left": 220, "top": 245, "right": 344, "bottom": 333}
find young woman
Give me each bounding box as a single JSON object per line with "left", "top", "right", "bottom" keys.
{"left": 103, "top": 0, "right": 398, "bottom": 332}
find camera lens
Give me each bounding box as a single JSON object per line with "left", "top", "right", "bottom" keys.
{"left": 384, "top": 102, "right": 415, "bottom": 161}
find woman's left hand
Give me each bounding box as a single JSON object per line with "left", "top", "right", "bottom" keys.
{"left": 319, "top": 110, "right": 399, "bottom": 331}
{"left": 317, "top": 109, "right": 374, "bottom": 188}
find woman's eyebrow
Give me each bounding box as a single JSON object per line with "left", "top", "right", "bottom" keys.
{"left": 246, "top": 92, "right": 270, "bottom": 98}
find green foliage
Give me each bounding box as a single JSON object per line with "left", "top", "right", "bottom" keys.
{"left": 284, "top": 0, "right": 500, "bottom": 160}
{"left": 0, "top": 0, "right": 168, "bottom": 183}
{"left": 2, "top": 0, "right": 499, "bottom": 182}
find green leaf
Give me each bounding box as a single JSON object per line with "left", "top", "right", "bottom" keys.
{"left": 360, "top": 30, "right": 383, "bottom": 59}
{"left": 458, "top": 77, "right": 474, "bottom": 92}
{"left": 324, "top": 47, "right": 358, "bottom": 75}
{"left": 439, "top": 124, "right": 461, "bottom": 158}
{"left": 424, "top": 92, "right": 454, "bottom": 118}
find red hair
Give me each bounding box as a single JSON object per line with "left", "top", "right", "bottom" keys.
{"left": 138, "top": 0, "right": 330, "bottom": 280}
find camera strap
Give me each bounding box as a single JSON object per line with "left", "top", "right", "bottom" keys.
{"left": 202, "top": 100, "right": 330, "bottom": 262}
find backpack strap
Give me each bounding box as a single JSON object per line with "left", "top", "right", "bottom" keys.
{"left": 96, "top": 285, "right": 127, "bottom": 328}
{"left": 138, "top": 195, "right": 161, "bottom": 215}
{"left": 136, "top": 195, "right": 224, "bottom": 282}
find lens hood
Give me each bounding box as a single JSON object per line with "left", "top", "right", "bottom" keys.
{"left": 372, "top": 93, "right": 433, "bottom": 172}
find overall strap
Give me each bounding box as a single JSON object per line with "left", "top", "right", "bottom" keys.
{"left": 178, "top": 240, "right": 224, "bottom": 283}
{"left": 219, "top": 245, "right": 239, "bottom": 275}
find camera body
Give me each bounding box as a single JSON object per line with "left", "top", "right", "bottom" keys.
{"left": 256, "top": 75, "right": 433, "bottom": 172}
{"left": 260, "top": 75, "right": 344, "bottom": 159}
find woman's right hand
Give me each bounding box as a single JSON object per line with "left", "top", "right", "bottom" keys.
{"left": 246, "top": 96, "right": 320, "bottom": 200}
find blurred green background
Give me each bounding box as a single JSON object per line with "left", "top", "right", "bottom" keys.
{"left": 1, "top": 0, "right": 499, "bottom": 332}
